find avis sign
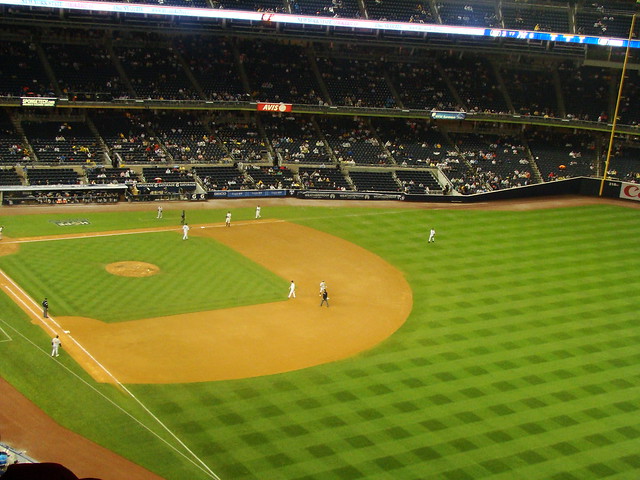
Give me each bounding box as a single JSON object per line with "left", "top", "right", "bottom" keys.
{"left": 257, "top": 103, "right": 292, "bottom": 113}
{"left": 620, "top": 182, "right": 640, "bottom": 202}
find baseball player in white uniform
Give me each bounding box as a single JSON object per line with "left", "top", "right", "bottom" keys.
{"left": 51, "top": 335, "right": 61, "bottom": 357}
{"left": 288, "top": 280, "right": 296, "bottom": 299}
{"left": 319, "top": 280, "right": 326, "bottom": 295}
{"left": 255, "top": 205, "right": 261, "bottom": 219}
{"left": 428, "top": 228, "right": 436, "bottom": 243}
{"left": 225, "top": 211, "right": 232, "bottom": 227}
{"left": 157, "top": 205, "right": 163, "bottom": 219}
{"left": 182, "top": 223, "right": 190, "bottom": 240}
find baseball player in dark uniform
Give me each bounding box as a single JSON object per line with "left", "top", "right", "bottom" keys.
{"left": 320, "top": 289, "right": 329, "bottom": 307}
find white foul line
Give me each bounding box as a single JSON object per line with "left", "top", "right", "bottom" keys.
{"left": 0, "top": 268, "right": 221, "bottom": 480}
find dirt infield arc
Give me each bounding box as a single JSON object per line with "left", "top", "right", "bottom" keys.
{"left": 6, "top": 220, "right": 413, "bottom": 384}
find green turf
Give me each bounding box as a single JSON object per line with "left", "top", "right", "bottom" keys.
{"left": 1, "top": 203, "right": 639, "bottom": 480}
{"left": 0, "top": 231, "right": 288, "bottom": 321}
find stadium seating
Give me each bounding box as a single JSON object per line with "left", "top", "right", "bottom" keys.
{"left": 240, "top": 40, "right": 325, "bottom": 105}
{"left": 175, "top": 37, "right": 249, "bottom": 102}
{"left": 386, "top": 58, "right": 457, "bottom": 111}
{"left": 91, "top": 111, "right": 166, "bottom": 164}
{"left": 262, "top": 114, "right": 333, "bottom": 165}
{"left": 86, "top": 167, "right": 139, "bottom": 184}
{"left": 363, "top": 0, "right": 433, "bottom": 22}
{"left": 449, "top": 132, "right": 533, "bottom": 188}
{"left": 396, "top": 169, "right": 441, "bottom": 194}
{"left": 558, "top": 62, "right": 611, "bottom": 122}
{"left": 349, "top": 170, "right": 400, "bottom": 192}
{"left": 22, "top": 121, "right": 100, "bottom": 164}
{"left": 299, "top": 166, "right": 350, "bottom": 190}
{"left": 41, "top": 42, "right": 128, "bottom": 101}
{"left": 0, "top": 111, "right": 30, "bottom": 165}
{"left": 26, "top": 167, "right": 80, "bottom": 185}
{"left": 211, "top": 120, "right": 268, "bottom": 164}
{"left": 1, "top": 9, "right": 640, "bottom": 198}
{"left": 319, "top": 116, "right": 391, "bottom": 165}
{"left": 246, "top": 165, "right": 296, "bottom": 189}
{"left": 502, "top": 4, "right": 570, "bottom": 32}
{"left": 373, "top": 118, "right": 449, "bottom": 167}
{"left": 293, "top": 0, "right": 361, "bottom": 18}
{"left": 0, "top": 167, "right": 23, "bottom": 185}
{"left": 528, "top": 130, "right": 598, "bottom": 180}
{"left": 194, "top": 166, "right": 252, "bottom": 190}
{"left": 113, "top": 44, "right": 200, "bottom": 100}
{"left": 440, "top": 54, "right": 509, "bottom": 114}
{"left": 437, "top": 2, "right": 499, "bottom": 27}
{"left": 606, "top": 144, "right": 640, "bottom": 182}
{"left": 0, "top": 40, "right": 55, "bottom": 97}
{"left": 152, "top": 111, "right": 227, "bottom": 163}
{"left": 314, "top": 53, "right": 396, "bottom": 108}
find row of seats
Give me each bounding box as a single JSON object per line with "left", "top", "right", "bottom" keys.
{"left": 3, "top": 33, "right": 640, "bottom": 123}
{"left": 2, "top": 108, "right": 638, "bottom": 192}
{"left": 35, "top": 0, "right": 640, "bottom": 38}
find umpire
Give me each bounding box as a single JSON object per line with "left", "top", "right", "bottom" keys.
{"left": 320, "top": 289, "right": 329, "bottom": 307}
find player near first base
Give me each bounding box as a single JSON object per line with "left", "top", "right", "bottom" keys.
{"left": 182, "top": 223, "right": 190, "bottom": 240}
{"left": 225, "top": 211, "right": 232, "bottom": 227}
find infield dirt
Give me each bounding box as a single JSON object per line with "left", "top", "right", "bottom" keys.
{"left": 0, "top": 195, "right": 637, "bottom": 480}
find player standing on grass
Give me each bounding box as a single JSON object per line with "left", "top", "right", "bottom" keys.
{"left": 51, "top": 335, "right": 61, "bottom": 357}
{"left": 255, "top": 205, "right": 261, "bottom": 219}
{"left": 226, "top": 211, "right": 232, "bottom": 227}
{"left": 182, "top": 223, "right": 190, "bottom": 240}
{"left": 428, "top": 227, "right": 436, "bottom": 243}
{"left": 157, "top": 205, "right": 163, "bottom": 219}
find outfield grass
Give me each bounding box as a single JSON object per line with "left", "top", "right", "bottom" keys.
{"left": 1, "top": 203, "right": 639, "bottom": 480}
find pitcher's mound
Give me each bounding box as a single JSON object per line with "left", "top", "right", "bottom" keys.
{"left": 106, "top": 261, "right": 160, "bottom": 278}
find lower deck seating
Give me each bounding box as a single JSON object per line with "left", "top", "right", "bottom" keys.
{"left": 396, "top": 170, "right": 441, "bottom": 194}
{"left": 194, "top": 166, "right": 251, "bottom": 190}
{"left": 246, "top": 166, "right": 296, "bottom": 189}
{"left": 349, "top": 170, "right": 399, "bottom": 192}
{"left": 26, "top": 168, "right": 80, "bottom": 185}
{"left": 0, "top": 167, "right": 23, "bottom": 185}
{"left": 299, "top": 167, "right": 350, "bottom": 190}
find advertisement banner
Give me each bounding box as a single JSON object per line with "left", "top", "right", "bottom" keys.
{"left": 208, "top": 189, "right": 288, "bottom": 198}
{"left": 619, "top": 182, "right": 640, "bottom": 202}
{"left": 257, "top": 103, "right": 293, "bottom": 113}
{"left": 297, "top": 191, "right": 405, "bottom": 201}
{"left": 431, "top": 111, "right": 466, "bottom": 120}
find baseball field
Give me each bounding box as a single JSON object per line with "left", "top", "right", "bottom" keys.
{"left": 0, "top": 196, "right": 639, "bottom": 480}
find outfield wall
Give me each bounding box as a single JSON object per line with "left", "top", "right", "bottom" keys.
{"left": 2, "top": 177, "right": 636, "bottom": 206}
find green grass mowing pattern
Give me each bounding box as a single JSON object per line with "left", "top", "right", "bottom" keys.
{"left": 1, "top": 204, "right": 640, "bottom": 480}
{"left": 0, "top": 288, "right": 208, "bottom": 479}
{"left": 0, "top": 231, "right": 288, "bottom": 322}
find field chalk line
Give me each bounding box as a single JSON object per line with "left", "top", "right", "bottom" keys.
{"left": 0, "top": 210, "right": 408, "bottom": 477}
{"left": 0, "top": 268, "right": 220, "bottom": 480}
